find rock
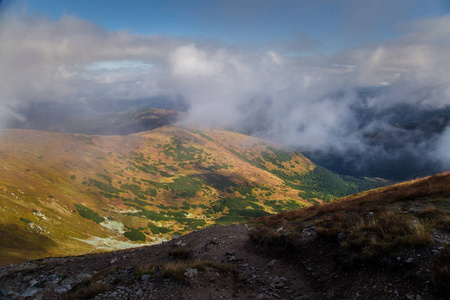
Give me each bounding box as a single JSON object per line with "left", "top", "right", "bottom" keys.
{"left": 267, "top": 259, "right": 277, "bottom": 268}
{"left": 274, "top": 282, "right": 284, "bottom": 289}
{"left": 408, "top": 208, "right": 421, "bottom": 213}
{"left": 276, "top": 227, "right": 284, "bottom": 233}
{"left": 256, "top": 293, "right": 266, "bottom": 299}
{"left": 22, "top": 287, "right": 42, "bottom": 298}
{"left": 29, "top": 279, "right": 39, "bottom": 287}
{"left": 75, "top": 272, "right": 92, "bottom": 281}
{"left": 415, "top": 295, "right": 422, "bottom": 300}
{"left": 141, "top": 274, "right": 151, "bottom": 281}
{"left": 406, "top": 257, "right": 414, "bottom": 263}
{"left": 172, "top": 236, "right": 180, "bottom": 240}
{"left": 337, "top": 232, "right": 346, "bottom": 239}
{"left": 184, "top": 268, "right": 198, "bottom": 278}
{"left": 367, "top": 212, "right": 374, "bottom": 218}
{"left": 60, "top": 277, "right": 75, "bottom": 286}
{"left": 406, "top": 294, "right": 415, "bottom": 300}
{"left": 228, "top": 256, "right": 236, "bottom": 262}
{"left": 110, "top": 258, "right": 118, "bottom": 264}
{"left": 54, "top": 286, "right": 68, "bottom": 294}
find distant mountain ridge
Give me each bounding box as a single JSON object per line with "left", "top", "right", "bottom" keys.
{"left": 0, "top": 125, "right": 386, "bottom": 265}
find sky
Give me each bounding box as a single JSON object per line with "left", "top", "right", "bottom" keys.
{"left": 1, "top": 0, "right": 450, "bottom": 178}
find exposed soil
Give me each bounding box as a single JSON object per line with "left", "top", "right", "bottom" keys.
{"left": 0, "top": 223, "right": 447, "bottom": 299}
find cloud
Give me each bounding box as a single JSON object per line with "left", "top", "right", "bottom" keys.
{"left": 0, "top": 13, "right": 450, "bottom": 178}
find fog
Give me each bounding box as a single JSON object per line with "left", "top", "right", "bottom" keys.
{"left": 1, "top": 11, "right": 449, "bottom": 179}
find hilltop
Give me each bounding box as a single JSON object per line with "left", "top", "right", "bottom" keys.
{"left": 0, "top": 126, "right": 385, "bottom": 266}
{"left": 0, "top": 172, "right": 448, "bottom": 299}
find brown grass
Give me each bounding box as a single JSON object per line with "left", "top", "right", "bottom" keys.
{"left": 170, "top": 246, "right": 193, "bottom": 260}
{"left": 60, "top": 279, "right": 109, "bottom": 300}
{"left": 251, "top": 172, "right": 449, "bottom": 261}
{"left": 431, "top": 243, "right": 450, "bottom": 295}
{"left": 160, "top": 259, "right": 233, "bottom": 281}
{"left": 134, "top": 263, "right": 156, "bottom": 278}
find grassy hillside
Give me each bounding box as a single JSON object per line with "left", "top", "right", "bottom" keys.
{"left": 0, "top": 126, "right": 385, "bottom": 265}
{"left": 250, "top": 171, "right": 450, "bottom": 296}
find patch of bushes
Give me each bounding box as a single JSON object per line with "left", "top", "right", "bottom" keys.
{"left": 124, "top": 228, "right": 146, "bottom": 242}
{"left": 88, "top": 178, "right": 121, "bottom": 194}
{"left": 75, "top": 204, "right": 105, "bottom": 224}
{"left": 19, "top": 217, "right": 32, "bottom": 224}
{"left": 148, "top": 222, "right": 172, "bottom": 234}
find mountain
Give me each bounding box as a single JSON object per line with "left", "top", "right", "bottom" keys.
{"left": 7, "top": 106, "right": 179, "bottom": 135}
{"left": 0, "top": 172, "right": 448, "bottom": 299}
{"left": 0, "top": 126, "right": 386, "bottom": 266}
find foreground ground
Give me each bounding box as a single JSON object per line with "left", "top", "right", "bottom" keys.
{"left": 0, "top": 223, "right": 448, "bottom": 300}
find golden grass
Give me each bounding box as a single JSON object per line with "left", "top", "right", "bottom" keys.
{"left": 134, "top": 263, "right": 156, "bottom": 278}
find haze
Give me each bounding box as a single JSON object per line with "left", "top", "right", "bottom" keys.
{"left": 1, "top": 0, "right": 450, "bottom": 179}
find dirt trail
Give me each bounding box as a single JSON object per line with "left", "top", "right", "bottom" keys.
{"left": 0, "top": 224, "right": 316, "bottom": 299}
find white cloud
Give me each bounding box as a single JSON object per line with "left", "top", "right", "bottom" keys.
{"left": 0, "top": 13, "right": 450, "bottom": 175}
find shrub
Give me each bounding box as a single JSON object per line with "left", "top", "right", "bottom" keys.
{"left": 75, "top": 204, "right": 104, "bottom": 224}
{"left": 123, "top": 228, "right": 146, "bottom": 242}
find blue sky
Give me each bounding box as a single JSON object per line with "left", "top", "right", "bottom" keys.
{"left": 3, "top": 0, "right": 450, "bottom": 54}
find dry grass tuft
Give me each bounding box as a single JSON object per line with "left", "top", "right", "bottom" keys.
{"left": 60, "top": 279, "right": 109, "bottom": 300}
{"left": 170, "top": 246, "right": 192, "bottom": 260}
{"left": 134, "top": 263, "right": 156, "bottom": 278}
{"left": 431, "top": 243, "right": 450, "bottom": 295}
{"left": 160, "top": 259, "right": 233, "bottom": 281}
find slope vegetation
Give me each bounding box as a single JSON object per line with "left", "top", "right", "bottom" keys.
{"left": 250, "top": 171, "right": 450, "bottom": 298}
{"left": 0, "top": 126, "right": 384, "bottom": 265}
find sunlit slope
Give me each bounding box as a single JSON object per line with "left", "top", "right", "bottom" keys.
{"left": 0, "top": 126, "right": 385, "bottom": 265}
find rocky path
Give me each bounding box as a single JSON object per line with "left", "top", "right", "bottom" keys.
{"left": 0, "top": 224, "right": 316, "bottom": 299}
{"left": 1, "top": 222, "right": 447, "bottom": 299}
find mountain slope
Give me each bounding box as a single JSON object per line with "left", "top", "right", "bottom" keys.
{"left": 0, "top": 126, "right": 385, "bottom": 266}
{"left": 0, "top": 172, "right": 448, "bottom": 299}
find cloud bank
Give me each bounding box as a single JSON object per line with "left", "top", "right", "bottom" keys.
{"left": 1, "top": 13, "right": 450, "bottom": 179}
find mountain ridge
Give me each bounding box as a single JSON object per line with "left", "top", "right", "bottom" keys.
{"left": 0, "top": 125, "right": 386, "bottom": 266}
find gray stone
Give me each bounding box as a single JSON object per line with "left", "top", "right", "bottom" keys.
{"left": 367, "top": 212, "right": 374, "bottom": 218}
{"left": 337, "top": 232, "right": 346, "bottom": 239}
{"left": 54, "top": 286, "right": 68, "bottom": 294}
{"left": 184, "top": 268, "right": 198, "bottom": 278}
{"left": 61, "top": 277, "right": 75, "bottom": 286}
{"left": 75, "top": 273, "right": 92, "bottom": 281}
{"left": 267, "top": 259, "right": 277, "bottom": 268}
{"left": 228, "top": 256, "right": 236, "bottom": 262}
{"left": 141, "top": 274, "right": 151, "bottom": 281}
{"left": 22, "top": 287, "right": 42, "bottom": 298}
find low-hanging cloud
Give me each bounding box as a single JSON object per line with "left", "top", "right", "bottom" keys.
{"left": 1, "top": 12, "right": 450, "bottom": 179}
